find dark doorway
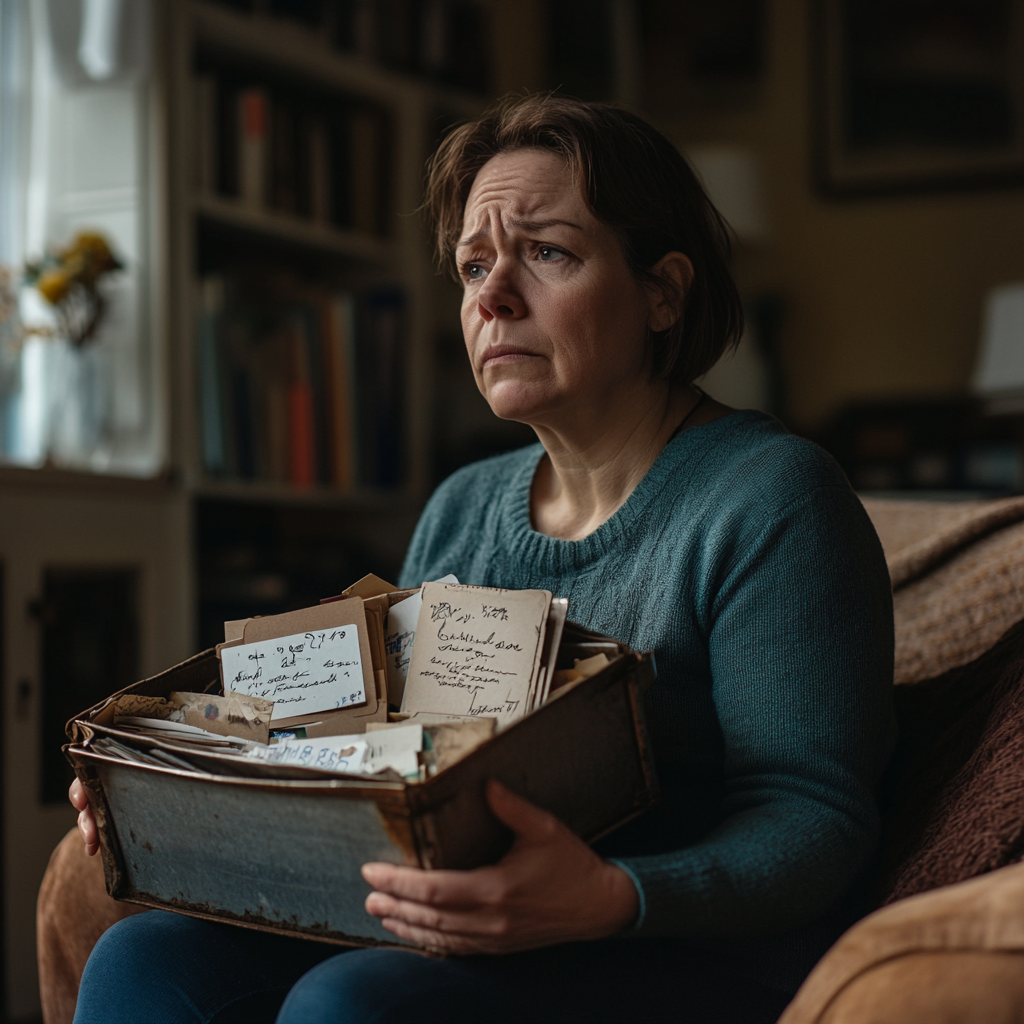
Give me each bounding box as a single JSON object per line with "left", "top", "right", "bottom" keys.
{"left": 38, "top": 568, "right": 139, "bottom": 804}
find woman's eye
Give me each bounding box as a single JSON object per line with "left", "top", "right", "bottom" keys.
{"left": 465, "top": 264, "right": 487, "bottom": 281}
{"left": 538, "top": 246, "right": 566, "bottom": 262}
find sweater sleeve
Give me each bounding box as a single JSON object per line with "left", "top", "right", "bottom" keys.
{"left": 613, "top": 481, "right": 896, "bottom": 941}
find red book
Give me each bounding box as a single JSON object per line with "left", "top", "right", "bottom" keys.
{"left": 288, "top": 382, "right": 317, "bottom": 488}
{"left": 239, "top": 88, "right": 268, "bottom": 207}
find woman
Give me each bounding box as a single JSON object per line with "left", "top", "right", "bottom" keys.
{"left": 71, "top": 95, "right": 895, "bottom": 1024}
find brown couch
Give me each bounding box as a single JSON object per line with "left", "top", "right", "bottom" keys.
{"left": 38, "top": 496, "right": 1024, "bottom": 1024}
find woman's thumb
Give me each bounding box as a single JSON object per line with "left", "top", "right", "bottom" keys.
{"left": 485, "top": 779, "right": 561, "bottom": 840}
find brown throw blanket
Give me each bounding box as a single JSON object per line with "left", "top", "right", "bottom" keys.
{"left": 863, "top": 496, "right": 1024, "bottom": 685}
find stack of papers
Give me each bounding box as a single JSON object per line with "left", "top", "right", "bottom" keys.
{"left": 89, "top": 579, "right": 582, "bottom": 782}
{"left": 398, "top": 582, "right": 568, "bottom": 730}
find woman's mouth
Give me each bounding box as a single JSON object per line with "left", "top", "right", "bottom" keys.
{"left": 480, "top": 346, "right": 540, "bottom": 370}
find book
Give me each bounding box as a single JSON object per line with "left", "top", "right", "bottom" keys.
{"left": 359, "top": 287, "right": 405, "bottom": 488}
{"left": 197, "top": 276, "right": 226, "bottom": 475}
{"left": 194, "top": 274, "right": 404, "bottom": 493}
{"left": 322, "top": 293, "right": 356, "bottom": 492}
{"left": 286, "top": 312, "right": 317, "bottom": 488}
{"left": 307, "top": 111, "right": 332, "bottom": 223}
{"left": 238, "top": 87, "right": 268, "bottom": 208}
{"left": 216, "top": 79, "right": 240, "bottom": 197}
{"left": 269, "top": 94, "right": 297, "bottom": 214}
{"left": 350, "top": 107, "right": 380, "bottom": 235}
{"left": 194, "top": 74, "right": 218, "bottom": 196}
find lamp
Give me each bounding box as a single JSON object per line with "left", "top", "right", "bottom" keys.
{"left": 972, "top": 282, "right": 1024, "bottom": 414}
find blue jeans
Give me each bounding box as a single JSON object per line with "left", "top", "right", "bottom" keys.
{"left": 73, "top": 911, "right": 792, "bottom": 1024}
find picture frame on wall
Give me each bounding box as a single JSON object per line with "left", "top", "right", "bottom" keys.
{"left": 813, "top": 0, "right": 1024, "bottom": 197}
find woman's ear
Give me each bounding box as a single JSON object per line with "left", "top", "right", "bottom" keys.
{"left": 646, "top": 252, "right": 694, "bottom": 333}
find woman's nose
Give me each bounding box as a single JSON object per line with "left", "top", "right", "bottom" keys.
{"left": 476, "top": 266, "right": 526, "bottom": 322}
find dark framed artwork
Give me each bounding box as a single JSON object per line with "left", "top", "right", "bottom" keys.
{"left": 814, "top": 0, "right": 1024, "bottom": 197}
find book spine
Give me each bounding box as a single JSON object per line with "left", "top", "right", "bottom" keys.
{"left": 216, "top": 80, "right": 240, "bottom": 197}
{"left": 196, "top": 276, "right": 226, "bottom": 475}
{"left": 287, "top": 314, "right": 317, "bottom": 488}
{"left": 329, "top": 108, "right": 353, "bottom": 229}
{"left": 322, "top": 293, "right": 356, "bottom": 491}
{"left": 287, "top": 383, "right": 317, "bottom": 488}
{"left": 300, "top": 303, "right": 330, "bottom": 485}
{"left": 294, "top": 108, "right": 315, "bottom": 219}
{"left": 266, "top": 373, "right": 290, "bottom": 483}
{"left": 194, "top": 74, "right": 218, "bottom": 196}
{"left": 350, "top": 108, "right": 379, "bottom": 235}
{"left": 238, "top": 87, "right": 268, "bottom": 208}
{"left": 308, "top": 112, "right": 332, "bottom": 223}
{"left": 270, "top": 94, "right": 296, "bottom": 214}
{"left": 364, "top": 288, "right": 405, "bottom": 488}
{"left": 231, "top": 367, "right": 256, "bottom": 479}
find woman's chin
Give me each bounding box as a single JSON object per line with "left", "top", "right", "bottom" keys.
{"left": 482, "top": 383, "right": 556, "bottom": 426}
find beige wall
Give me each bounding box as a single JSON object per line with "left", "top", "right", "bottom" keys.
{"left": 494, "top": 0, "right": 1024, "bottom": 430}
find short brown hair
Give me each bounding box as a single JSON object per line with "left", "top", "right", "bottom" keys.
{"left": 424, "top": 93, "right": 743, "bottom": 384}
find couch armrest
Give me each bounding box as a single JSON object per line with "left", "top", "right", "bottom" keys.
{"left": 37, "top": 828, "right": 145, "bottom": 1024}
{"left": 780, "top": 862, "right": 1024, "bottom": 1024}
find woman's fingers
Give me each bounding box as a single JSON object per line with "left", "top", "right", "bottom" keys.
{"left": 70, "top": 778, "right": 100, "bottom": 856}
{"left": 377, "top": 916, "right": 484, "bottom": 953}
{"left": 78, "top": 809, "right": 99, "bottom": 855}
{"left": 361, "top": 863, "right": 501, "bottom": 908}
{"left": 69, "top": 777, "right": 88, "bottom": 811}
{"left": 365, "top": 891, "right": 507, "bottom": 937}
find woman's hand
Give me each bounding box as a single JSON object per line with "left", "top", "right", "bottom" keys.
{"left": 69, "top": 777, "right": 100, "bottom": 856}
{"left": 361, "top": 779, "right": 639, "bottom": 954}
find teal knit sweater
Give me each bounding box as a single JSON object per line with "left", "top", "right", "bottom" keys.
{"left": 399, "top": 411, "right": 896, "bottom": 993}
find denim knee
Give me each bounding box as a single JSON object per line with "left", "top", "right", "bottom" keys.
{"left": 74, "top": 912, "right": 211, "bottom": 1024}
{"left": 277, "top": 949, "right": 461, "bottom": 1024}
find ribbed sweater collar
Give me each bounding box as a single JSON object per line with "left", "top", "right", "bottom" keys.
{"left": 497, "top": 410, "right": 764, "bottom": 576}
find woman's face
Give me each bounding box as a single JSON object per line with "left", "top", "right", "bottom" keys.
{"left": 458, "top": 148, "right": 656, "bottom": 426}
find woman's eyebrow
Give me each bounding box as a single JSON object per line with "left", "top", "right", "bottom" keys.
{"left": 456, "top": 218, "right": 584, "bottom": 248}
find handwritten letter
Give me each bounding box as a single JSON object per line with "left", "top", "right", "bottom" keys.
{"left": 383, "top": 574, "right": 458, "bottom": 706}
{"left": 401, "top": 583, "right": 551, "bottom": 729}
{"left": 221, "top": 626, "right": 366, "bottom": 721}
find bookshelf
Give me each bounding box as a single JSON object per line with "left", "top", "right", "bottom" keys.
{"left": 170, "top": 1, "right": 486, "bottom": 498}
{"left": 161, "top": 0, "right": 492, "bottom": 643}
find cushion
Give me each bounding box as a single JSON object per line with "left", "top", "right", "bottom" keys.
{"left": 872, "top": 617, "right": 1024, "bottom": 906}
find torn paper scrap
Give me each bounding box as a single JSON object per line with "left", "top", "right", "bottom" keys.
{"left": 362, "top": 723, "right": 423, "bottom": 778}
{"left": 113, "top": 695, "right": 184, "bottom": 722}
{"left": 221, "top": 625, "right": 367, "bottom": 721}
{"left": 243, "top": 724, "right": 423, "bottom": 778}
{"left": 170, "top": 691, "right": 274, "bottom": 744}
{"left": 247, "top": 737, "right": 370, "bottom": 774}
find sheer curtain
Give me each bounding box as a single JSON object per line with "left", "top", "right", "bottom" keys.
{"left": 0, "top": 0, "right": 160, "bottom": 475}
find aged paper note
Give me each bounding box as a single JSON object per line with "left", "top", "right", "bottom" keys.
{"left": 401, "top": 582, "right": 551, "bottom": 729}
{"left": 222, "top": 626, "right": 366, "bottom": 721}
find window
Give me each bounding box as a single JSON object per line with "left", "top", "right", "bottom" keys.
{"left": 0, "top": 0, "right": 161, "bottom": 475}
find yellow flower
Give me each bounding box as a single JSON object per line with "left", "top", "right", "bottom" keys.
{"left": 37, "top": 269, "right": 71, "bottom": 304}
{"left": 65, "top": 233, "right": 119, "bottom": 281}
